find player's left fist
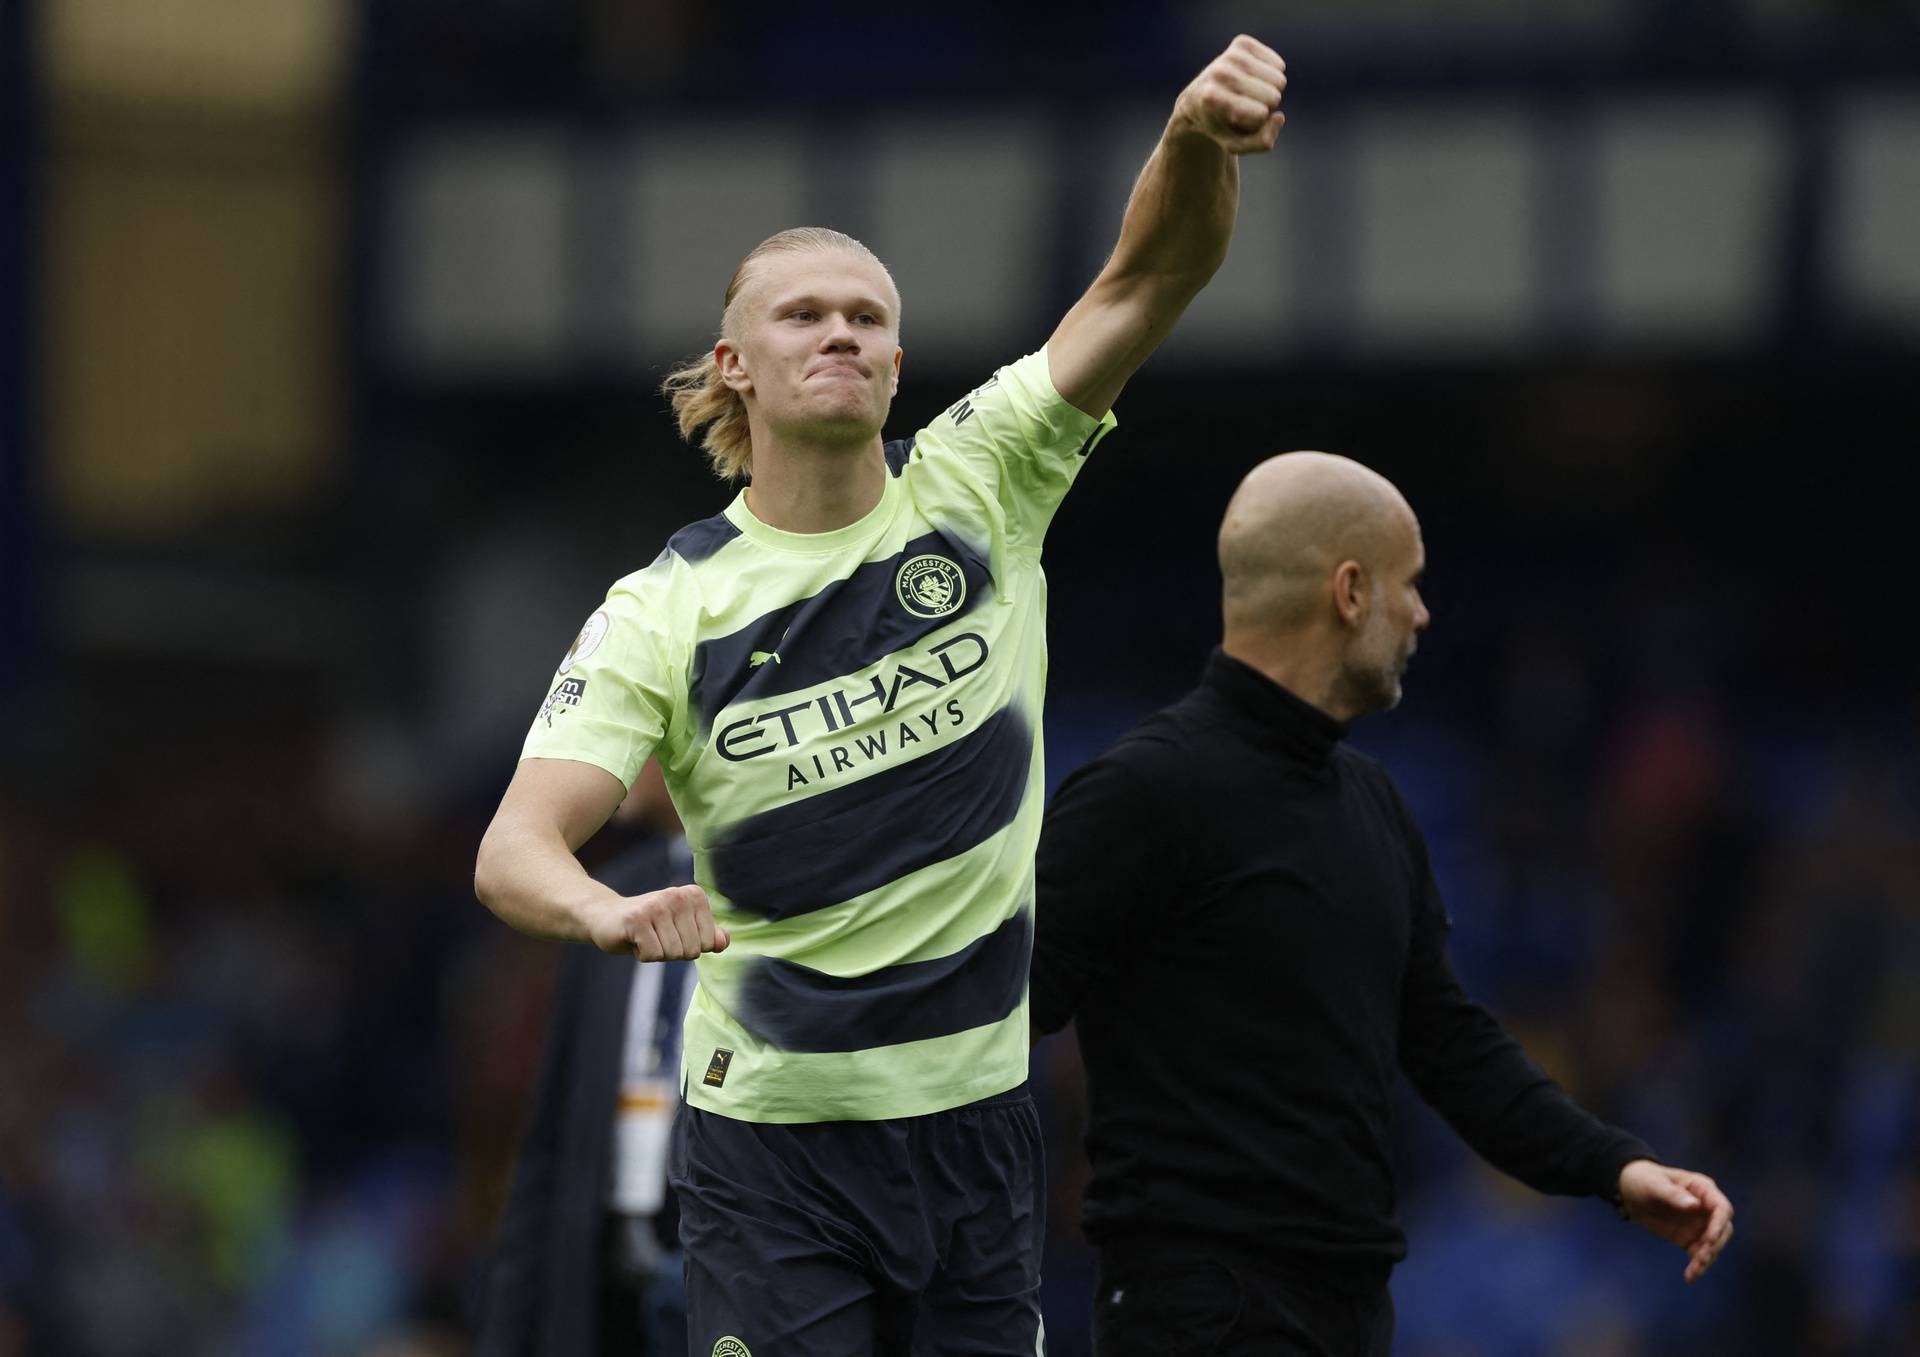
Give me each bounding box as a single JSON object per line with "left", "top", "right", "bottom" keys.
{"left": 1173, "top": 35, "right": 1287, "bottom": 155}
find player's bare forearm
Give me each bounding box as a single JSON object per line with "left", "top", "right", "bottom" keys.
{"left": 476, "top": 814, "right": 729, "bottom": 959}
{"left": 475, "top": 756, "right": 625, "bottom": 941}
{"left": 475, "top": 756, "right": 729, "bottom": 960}
{"left": 1048, "top": 35, "right": 1287, "bottom": 418}
{"left": 474, "top": 811, "right": 621, "bottom": 944}
{"left": 1046, "top": 133, "right": 1237, "bottom": 413}
{"left": 1110, "top": 119, "right": 1241, "bottom": 299}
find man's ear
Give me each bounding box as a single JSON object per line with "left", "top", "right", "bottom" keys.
{"left": 716, "top": 338, "right": 752, "bottom": 394}
{"left": 1333, "top": 560, "right": 1369, "bottom": 629}
{"left": 889, "top": 347, "right": 902, "bottom": 396}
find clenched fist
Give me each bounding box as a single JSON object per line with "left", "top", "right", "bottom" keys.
{"left": 1172, "top": 35, "right": 1288, "bottom": 156}
{"left": 589, "top": 883, "right": 729, "bottom": 961}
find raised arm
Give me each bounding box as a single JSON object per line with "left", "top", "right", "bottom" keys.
{"left": 1047, "top": 35, "right": 1287, "bottom": 418}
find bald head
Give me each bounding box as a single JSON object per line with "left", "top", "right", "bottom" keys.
{"left": 1220, "top": 452, "right": 1415, "bottom": 634}
{"left": 1218, "top": 452, "right": 1430, "bottom": 720}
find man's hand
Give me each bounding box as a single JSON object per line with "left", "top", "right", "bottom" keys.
{"left": 586, "top": 884, "right": 730, "bottom": 961}
{"left": 1170, "top": 35, "right": 1287, "bottom": 156}
{"left": 1617, "top": 1158, "right": 1734, "bottom": 1283}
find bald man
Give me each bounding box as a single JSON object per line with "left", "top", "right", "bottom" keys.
{"left": 1030, "top": 453, "right": 1734, "bottom": 1356}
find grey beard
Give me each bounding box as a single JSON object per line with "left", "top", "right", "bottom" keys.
{"left": 1334, "top": 658, "right": 1402, "bottom": 719}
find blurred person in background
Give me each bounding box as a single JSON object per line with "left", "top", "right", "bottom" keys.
{"left": 473, "top": 34, "right": 1290, "bottom": 1356}
{"left": 475, "top": 759, "right": 692, "bottom": 1357}
{"left": 1030, "top": 452, "right": 1736, "bottom": 1356}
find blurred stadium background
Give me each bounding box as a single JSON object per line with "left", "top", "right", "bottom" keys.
{"left": 3, "top": 1, "right": 1918, "bottom": 1353}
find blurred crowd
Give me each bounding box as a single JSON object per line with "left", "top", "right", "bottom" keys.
{"left": 0, "top": 730, "right": 485, "bottom": 1357}
{"left": 2, "top": 588, "right": 1913, "bottom": 1356}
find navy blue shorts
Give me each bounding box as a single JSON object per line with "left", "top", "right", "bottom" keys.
{"left": 669, "top": 1083, "right": 1045, "bottom": 1357}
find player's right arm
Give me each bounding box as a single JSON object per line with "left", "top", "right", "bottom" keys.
{"left": 478, "top": 574, "right": 723, "bottom": 961}
{"left": 475, "top": 756, "right": 727, "bottom": 960}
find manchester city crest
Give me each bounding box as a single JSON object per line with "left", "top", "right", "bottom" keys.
{"left": 895, "top": 554, "right": 965, "bottom": 618}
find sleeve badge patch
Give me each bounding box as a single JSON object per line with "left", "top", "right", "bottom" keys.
{"left": 540, "top": 677, "right": 588, "bottom": 727}
{"left": 558, "top": 610, "right": 610, "bottom": 675}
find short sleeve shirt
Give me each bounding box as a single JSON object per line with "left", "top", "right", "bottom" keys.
{"left": 521, "top": 349, "right": 1116, "bottom": 1122}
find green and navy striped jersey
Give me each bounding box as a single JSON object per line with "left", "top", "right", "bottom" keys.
{"left": 521, "top": 348, "right": 1115, "bottom": 1122}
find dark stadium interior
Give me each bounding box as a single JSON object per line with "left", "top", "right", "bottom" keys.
{"left": 3, "top": 2, "right": 1918, "bottom": 1354}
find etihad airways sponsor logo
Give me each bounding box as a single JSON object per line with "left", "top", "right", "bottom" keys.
{"left": 713, "top": 632, "right": 987, "bottom": 762}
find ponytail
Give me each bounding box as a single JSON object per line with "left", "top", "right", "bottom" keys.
{"left": 660, "top": 353, "right": 752, "bottom": 481}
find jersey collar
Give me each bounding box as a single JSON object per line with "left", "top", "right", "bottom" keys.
{"left": 725, "top": 470, "right": 902, "bottom": 556}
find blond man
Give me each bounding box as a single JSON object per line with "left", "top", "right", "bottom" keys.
{"left": 477, "top": 36, "right": 1289, "bottom": 1356}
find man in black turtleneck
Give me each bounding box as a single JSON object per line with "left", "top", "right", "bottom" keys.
{"left": 1030, "top": 452, "right": 1735, "bottom": 1356}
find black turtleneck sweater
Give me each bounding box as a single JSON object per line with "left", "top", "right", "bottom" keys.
{"left": 1031, "top": 649, "right": 1654, "bottom": 1276}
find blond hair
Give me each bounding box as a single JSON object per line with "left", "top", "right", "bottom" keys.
{"left": 660, "top": 227, "right": 897, "bottom": 482}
